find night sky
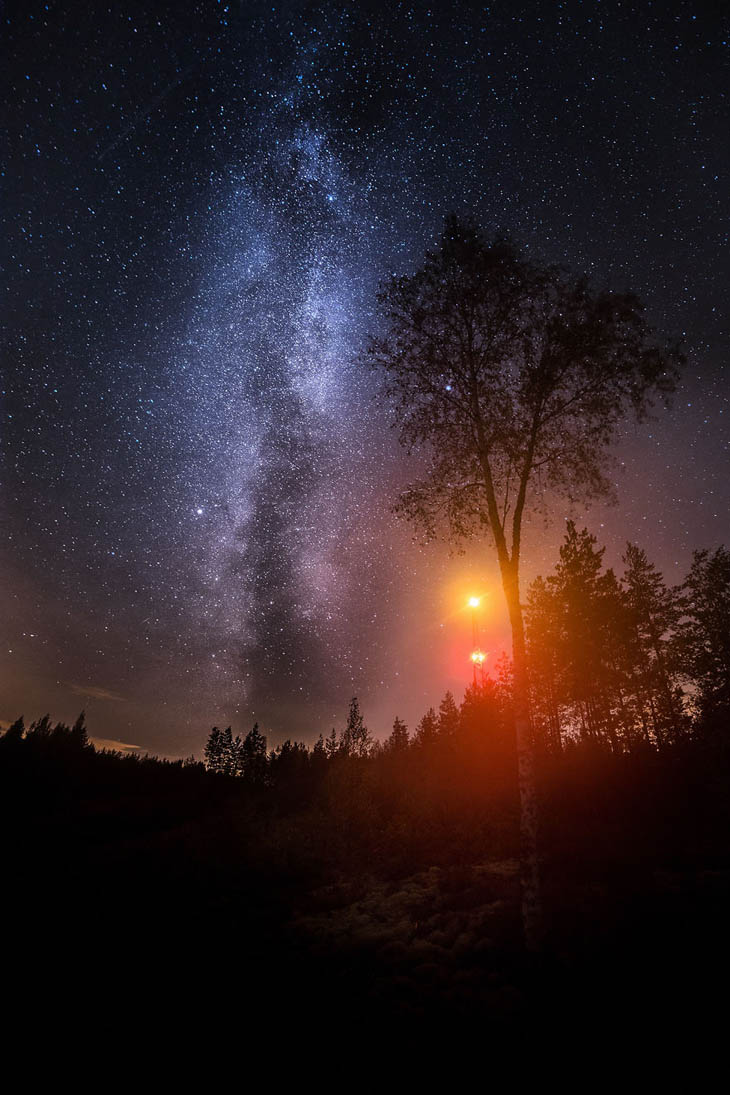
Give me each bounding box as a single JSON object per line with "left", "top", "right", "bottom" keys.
{"left": 2, "top": 1, "right": 728, "bottom": 756}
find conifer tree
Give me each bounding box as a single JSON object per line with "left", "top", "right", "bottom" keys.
{"left": 621, "top": 542, "right": 686, "bottom": 743}
{"left": 459, "top": 677, "right": 504, "bottom": 748}
{"left": 342, "top": 697, "right": 371, "bottom": 758}
{"left": 0, "top": 716, "right": 25, "bottom": 747}
{"left": 232, "top": 733, "right": 245, "bottom": 776}
{"left": 525, "top": 577, "right": 563, "bottom": 752}
{"left": 312, "top": 733, "right": 327, "bottom": 771}
{"left": 413, "top": 707, "right": 439, "bottom": 748}
{"left": 70, "top": 710, "right": 90, "bottom": 750}
{"left": 549, "top": 523, "right": 624, "bottom": 749}
{"left": 204, "top": 726, "right": 224, "bottom": 772}
{"left": 217, "top": 726, "right": 236, "bottom": 775}
{"left": 242, "top": 723, "right": 268, "bottom": 783}
{"left": 27, "top": 714, "right": 52, "bottom": 741}
{"left": 386, "top": 716, "right": 410, "bottom": 751}
{"left": 525, "top": 527, "right": 686, "bottom": 751}
{"left": 679, "top": 546, "right": 730, "bottom": 722}
{"left": 437, "top": 692, "right": 460, "bottom": 740}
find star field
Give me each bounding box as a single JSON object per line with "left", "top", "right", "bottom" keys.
{"left": 1, "top": 1, "right": 728, "bottom": 754}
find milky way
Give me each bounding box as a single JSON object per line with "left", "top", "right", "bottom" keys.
{"left": 2, "top": 2, "right": 728, "bottom": 754}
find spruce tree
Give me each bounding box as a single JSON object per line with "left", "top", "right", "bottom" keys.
{"left": 218, "top": 726, "right": 236, "bottom": 775}
{"left": 680, "top": 546, "right": 730, "bottom": 722}
{"left": 312, "top": 733, "right": 327, "bottom": 770}
{"left": 386, "top": 716, "right": 410, "bottom": 751}
{"left": 525, "top": 577, "right": 563, "bottom": 753}
{"left": 413, "top": 707, "right": 438, "bottom": 748}
{"left": 549, "top": 523, "right": 623, "bottom": 749}
{"left": 27, "top": 715, "right": 52, "bottom": 741}
{"left": 204, "top": 726, "right": 223, "bottom": 772}
{"left": 242, "top": 723, "right": 268, "bottom": 783}
{"left": 622, "top": 542, "right": 686, "bottom": 743}
{"left": 70, "top": 711, "right": 90, "bottom": 750}
{"left": 437, "top": 691, "right": 460, "bottom": 740}
{"left": 0, "top": 716, "right": 25, "bottom": 747}
{"left": 343, "top": 697, "right": 371, "bottom": 758}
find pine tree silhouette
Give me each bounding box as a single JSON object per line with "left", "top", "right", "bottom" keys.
{"left": 342, "top": 697, "right": 371, "bottom": 758}
{"left": 386, "top": 716, "right": 409, "bottom": 751}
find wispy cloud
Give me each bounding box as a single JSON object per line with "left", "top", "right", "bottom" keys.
{"left": 69, "top": 683, "right": 126, "bottom": 702}
{"left": 90, "top": 737, "right": 140, "bottom": 753}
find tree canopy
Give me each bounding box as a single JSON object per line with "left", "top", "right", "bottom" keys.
{"left": 367, "top": 217, "right": 682, "bottom": 576}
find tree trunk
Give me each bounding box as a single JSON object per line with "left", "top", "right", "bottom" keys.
{"left": 504, "top": 567, "right": 544, "bottom": 952}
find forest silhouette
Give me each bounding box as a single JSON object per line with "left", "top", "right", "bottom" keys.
{"left": 4, "top": 524, "right": 729, "bottom": 1042}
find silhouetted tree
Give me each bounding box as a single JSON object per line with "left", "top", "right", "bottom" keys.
{"left": 438, "top": 692, "right": 460, "bottom": 740}
{"left": 342, "top": 697, "right": 371, "bottom": 758}
{"left": 459, "top": 678, "right": 506, "bottom": 751}
{"left": 203, "top": 726, "right": 238, "bottom": 775}
{"left": 386, "top": 716, "right": 410, "bottom": 752}
{"left": 70, "top": 711, "right": 90, "bottom": 750}
{"left": 525, "top": 577, "right": 563, "bottom": 753}
{"left": 527, "top": 524, "right": 645, "bottom": 751}
{"left": 621, "top": 543, "right": 686, "bottom": 744}
{"left": 27, "top": 714, "right": 52, "bottom": 742}
{"left": 526, "top": 527, "right": 690, "bottom": 752}
{"left": 0, "top": 716, "right": 25, "bottom": 748}
{"left": 204, "top": 726, "right": 224, "bottom": 772}
{"left": 413, "top": 707, "right": 439, "bottom": 748}
{"left": 367, "top": 216, "right": 682, "bottom": 946}
{"left": 551, "top": 523, "right": 625, "bottom": 749}
{"left": 220, "top": 727, "right": 236, "bottom": 775}
{"left": 270, "top": 740, "right": 310, "bottom": 790}
{"left": 680, "top": 546, "right": 730, "bottom": 724}
{"left": 242, "top": 723, "right": 268, "bottom": 783}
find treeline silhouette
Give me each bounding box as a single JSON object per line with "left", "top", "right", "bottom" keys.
{"left": 2, "top": 525, "right": 729, "bottom": 1038}
{"left": 3, "top": 526, "right": 729, "bottom": 885}
{"left": 198, "top": 525, "right": 729, "bottom": 787}
{"left": 526, "top": 526, "right": 730, "bottom": 749}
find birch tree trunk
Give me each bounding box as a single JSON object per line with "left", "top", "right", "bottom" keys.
{"left": 504, "top": 565, "right": 544, "bottom": 951}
